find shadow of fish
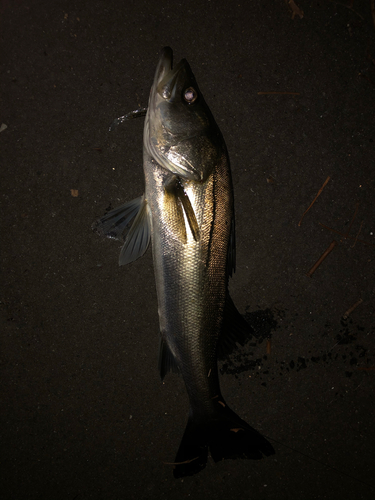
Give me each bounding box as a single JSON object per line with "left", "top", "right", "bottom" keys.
{"left": 92, "top": 47, "right": 274, "bottom": 477}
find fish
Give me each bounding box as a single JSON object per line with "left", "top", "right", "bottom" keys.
{"left": 92, "top": 47, "right": 275, "bottom": 477}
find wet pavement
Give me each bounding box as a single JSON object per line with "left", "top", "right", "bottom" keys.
{"left": 1, "top": 1, "right": 374, "bottom": 499}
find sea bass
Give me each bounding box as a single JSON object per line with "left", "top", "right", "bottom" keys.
{"left": 93, "top": 47, "right": 274, "bottom": 477}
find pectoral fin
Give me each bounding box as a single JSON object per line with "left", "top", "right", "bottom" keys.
{"left": 163, "top": 181, "right": 187, "bottom": 244}
{"left": 174, "top": 179, "right": 200, "bottom": 242}
{"left": 164, "top": 177, "right": 200, "bottom": 243}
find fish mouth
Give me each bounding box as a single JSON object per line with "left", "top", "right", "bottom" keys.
{"left": 152, "top": 46, "right": 173, "bottom": 85}
{"left": 152, "top": 47, "right": 187, "bottom": 101}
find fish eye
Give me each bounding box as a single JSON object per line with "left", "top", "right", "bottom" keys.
{"left": 183, "top": 87, "right": 198, "bottom": 104}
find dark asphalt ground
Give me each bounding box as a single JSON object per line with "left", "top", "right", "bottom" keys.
{"left": 1, "top": 1, "right": 375, "bottom": 499}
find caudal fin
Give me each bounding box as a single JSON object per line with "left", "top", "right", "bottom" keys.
{"left": 173, "top": 402, "right": 275, "bottom": 478}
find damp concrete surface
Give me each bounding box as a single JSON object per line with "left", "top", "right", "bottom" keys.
{"left": 1, "top": 1, "right": 374, "bottom": 499}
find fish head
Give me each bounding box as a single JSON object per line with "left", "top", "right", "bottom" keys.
{"left": 144, "top": 47, "right": 224, "bottom": 182}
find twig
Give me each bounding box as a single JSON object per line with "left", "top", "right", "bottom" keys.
{"left": 319, "top": 223, "right": 375, "bottom": 247}
{"left": 342, "top": 298, "right": 363, "bottom": 319}
{"left": 328, "top": 0, "right": 364, "bottom": 20}
{"left": 299, "top": 176, "right": 330, "bottom": 226}
{"left": 163, "top": 457, "right": 199, "bottom": 466}
{"left": 350, "top": 221, "right": 364, "bottom": 248}
{"left": 257, "top": 91, "right": 300, "bottom": 95}
{"left": 306, "top": 240, "right": 337, "bottom": 277}
{"left": 286, "top": 0, "right": 304, "bottom": 19}
{"left": 342, "top": 203, "right": 359, "bottom": 241}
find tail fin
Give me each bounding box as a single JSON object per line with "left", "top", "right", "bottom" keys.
{"left": 173, "top": 402, "right": 275, "bottom": 478}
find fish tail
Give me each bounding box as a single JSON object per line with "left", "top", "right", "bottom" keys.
{"left": 173, "top": 401, "right": 275, "bottom": 478}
